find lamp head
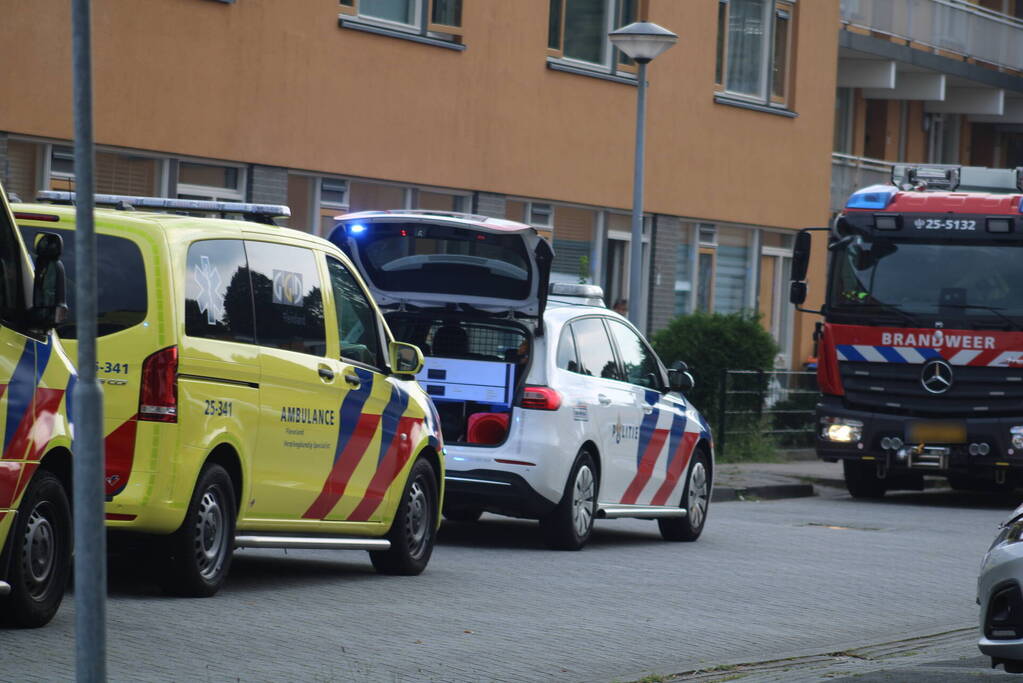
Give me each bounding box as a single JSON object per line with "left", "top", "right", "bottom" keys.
{"left": 608, "top": 21, "right": 678, "bottom": 63}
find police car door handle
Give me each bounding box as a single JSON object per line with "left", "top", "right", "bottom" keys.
{"left": 318, "top": 366, "right": 335, "bottom": 382}
{"left": 642, "top": 403, "right": 654, "bottom": 414}
{"left": 597, "top": 394, "right": 612, "bottom": 406}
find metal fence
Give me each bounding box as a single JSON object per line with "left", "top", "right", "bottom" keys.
{"left": 831, "top": 153, "right": 894, "bottom": 214}
{"left": 716, "top": 369, "right": 819, "bottom": 457}
{"left": 841, "top": 0, "right": 1023, "bottom": 72}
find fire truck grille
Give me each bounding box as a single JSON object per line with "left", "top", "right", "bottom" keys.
{"left": 840, "top": 362, "right": 1023, "bottom": 417}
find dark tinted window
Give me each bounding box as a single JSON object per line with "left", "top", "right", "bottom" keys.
{"left": 327, "top": 257, "right": 381, "bottom": 366}
{"left": 20, "top": 225, "right": 147, "bottom": 339}
{"left": 346, "top": 222, "right": 532, "bottom": 300}
{"left": 245, "top": 241, "right": 326, "bottom": 356}
{"left": 606, "top": 319, "right": 660, "bottom": 389}
{"left": 387, "top": 315, "right": 527, "bottom": 364}
{"left": 184, "top": 239, "right": 254, "bottom": 343}
{"left": 1, "top": 214, "right": 26, "bottom": 324}
{"left": 570, "top": 317, "right": 620, "bottom": 381}
{"left": 556, "top": 326, "right": 579, "bottom": 372}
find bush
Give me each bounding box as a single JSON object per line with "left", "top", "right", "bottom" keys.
{"left": 651, "top": 311, "right": 778, "bottom": 430}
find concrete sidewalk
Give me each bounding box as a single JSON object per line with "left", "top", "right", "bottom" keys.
{"left": 712, "top": 458, "right": 846, "bottom": 502}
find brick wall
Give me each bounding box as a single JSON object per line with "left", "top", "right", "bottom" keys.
{"left": 248, "top": 164, "right": 288, "bottom": 204}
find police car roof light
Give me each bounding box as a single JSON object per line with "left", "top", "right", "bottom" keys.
{"left": 36, "top": 191, "right": 291, "bottom": 222}
{"left": 845, "top": 184, "right": 897, "bottom": 210}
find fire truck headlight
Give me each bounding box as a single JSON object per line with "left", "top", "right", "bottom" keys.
{"left": 1011, "top": 427, "right": 1023, "bottom": 450}
{"left": 821, "top": 417, "right": 863, "bottom": 443}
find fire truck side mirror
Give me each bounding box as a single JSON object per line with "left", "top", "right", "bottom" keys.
{"left": 789, "top": 281, "right": 807, "bottom": 306}
{"left": 791, "top": 231, "right": 812, "bottom": 282}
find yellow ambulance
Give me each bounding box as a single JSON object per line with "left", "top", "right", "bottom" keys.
{"left": 15, "top": 192, "right": 444, "bottom": 597}
{"left": 0, "top": 184, "right": 75, "bottom": 627}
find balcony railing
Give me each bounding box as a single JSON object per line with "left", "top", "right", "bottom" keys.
{"left": 841, "top": 0, "right": 1023, "bottom": 72}
{"left": 831, "top": 153, "right": 894, "bottom": 212}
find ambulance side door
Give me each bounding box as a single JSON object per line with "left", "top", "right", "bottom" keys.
{"left": 244, "top": 240, "right": 347, "bottom": 522}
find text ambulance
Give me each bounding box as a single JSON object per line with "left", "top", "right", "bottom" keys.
{"left": 791, "top": 165, "right": 1023, "bottom": 497}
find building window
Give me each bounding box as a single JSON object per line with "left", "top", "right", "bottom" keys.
{"left": 340, "top": 0, "right": 462, "bottom": 39}
{"left": 528, "top": 202, "right": 554, "bottom": 229}
{"left": 177, "top": 161, "right": 245, "bottom": 201}
{"left": 833, "top": 87, "right": 853, "bottom": 154}
{"left": 548, "top": 0, "right": 637, "bottom": 72}
{"left": 716, "top": 0, "right": 795, "bottom": 107}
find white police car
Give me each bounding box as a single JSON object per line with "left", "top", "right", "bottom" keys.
{"left": 329, "top": 211, "right": 713, "bottom": 549}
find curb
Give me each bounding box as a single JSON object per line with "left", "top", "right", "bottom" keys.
{"left": 713, "top": 483, "right": 815, "bottom": 502}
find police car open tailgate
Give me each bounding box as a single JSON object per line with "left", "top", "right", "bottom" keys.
{"left": 328, "top": 211, "right": 553, "bottom": 319}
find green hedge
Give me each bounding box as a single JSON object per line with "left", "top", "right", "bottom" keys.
{"left": 651, "top": 311, "right": 777, "bottom": 427}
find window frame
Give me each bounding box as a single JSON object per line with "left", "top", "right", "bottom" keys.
{"left": 547, "top": 0, "right": 639, "bottom": 77}
{"left": 176, "top": 160, "right": 246, "bottom": 202}
{"left": 715, "top": 0, "right": 796, "bottom": 110}
{"left": 339, "top": 0, "right": 463, "bottom": 40}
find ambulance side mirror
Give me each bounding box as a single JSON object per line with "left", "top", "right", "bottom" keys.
{"left": 389, "top": 341, "right": 423, "bottom": 377}
{"left": 28, "top": 232, "right": 68, "bottom": 332}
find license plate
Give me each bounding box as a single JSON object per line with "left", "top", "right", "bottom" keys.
{"left": 906, "top": 421, "right": 967, "bottom": 444}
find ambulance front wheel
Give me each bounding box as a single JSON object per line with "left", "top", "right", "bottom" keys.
{"left": 0, "top": 469, "right": 71, "bottom": 628}
{"left": 159, "top": 463, "right": 236, "bottom": 597}
{"left": 370, "top": 457, "right": 438, "bottom": 576}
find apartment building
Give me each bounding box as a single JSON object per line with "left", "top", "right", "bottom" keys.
{"left": 0, "top": 0, "right": 838, "bottom": 369}
{"left": 833, "top": 0, "right": 1023, "bottom": 212}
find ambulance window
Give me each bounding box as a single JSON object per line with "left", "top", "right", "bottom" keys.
{"left": 327, "top": 256, "right": 381, "bottom": 367}
{"left": 245, "top": 241, "right": 326, "bottom": 356}
{"left": 185, "top": 239, "right": 255, "bottom": 344}
{"left": 0, "top": 213, "right": 24, "bottom": 321}
{"left": 19, "top": 226, "right": 147, "bottom": 338}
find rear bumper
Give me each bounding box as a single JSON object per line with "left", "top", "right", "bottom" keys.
{"left": 444, "top": 469, "right": 558, "bottom": 519}
{"left": 816, "top": 397, "right": 1023, "bottom": 473}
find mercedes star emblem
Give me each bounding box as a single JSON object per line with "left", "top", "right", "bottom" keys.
{"left": 921, "top": 359, "right": 954, "bottom": 394}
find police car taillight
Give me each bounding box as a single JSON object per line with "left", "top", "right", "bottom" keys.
{"left": 518, "top": 386, "right": 561, "bottom": 411}
{"left": 139, "top": 346, "right": 178, "bottom": 422}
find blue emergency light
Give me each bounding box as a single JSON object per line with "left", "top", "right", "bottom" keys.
{"left": 846, "top": 185, "right": 897, "bottom": 210}
{"left": 348, "top": 223, "right": 367, "bottom": 235}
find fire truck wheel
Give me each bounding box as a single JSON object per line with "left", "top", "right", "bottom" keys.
{"left": 159, "top": 464, "right": 236, "bottom": 597}
{"left": 370, "top": 457, "right": 438, "bottom": 575}
{"left": 541, "top": 449, "right": 597, "bottom": 551}
{"left": 843, "top": 459, "right": 888, "bottom": 499}
{"left": 659, "top": 447, "right": 711, "bottom": 542}
{"left": 1, "top": 470, "right": 71, "bottom": 628}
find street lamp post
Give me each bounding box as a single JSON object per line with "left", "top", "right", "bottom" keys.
{"left": 608, "top": 22, "right": 678, "bottom": 327}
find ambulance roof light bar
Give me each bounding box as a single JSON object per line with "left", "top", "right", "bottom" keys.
{"left": 36, "top": 191, "right": 291, "bottom": 225}
{"left": 891, "top": 165, "right": 1023, "bottom": 193}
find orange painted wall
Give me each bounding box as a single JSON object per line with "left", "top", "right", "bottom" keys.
{"left": 0, "top": 0, "right": 837, "bottom": 232}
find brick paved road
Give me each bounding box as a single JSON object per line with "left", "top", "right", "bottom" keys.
{"left": 0, "top": 489, "right": 1015, "bottom": 682}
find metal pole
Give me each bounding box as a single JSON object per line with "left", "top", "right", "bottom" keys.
{"left": 71, "top": 0, "right": 106, "bottom": 680}
{"left": 627, "top": 60, "right": 648, "bottom": 328}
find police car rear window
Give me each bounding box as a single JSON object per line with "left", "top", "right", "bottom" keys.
{"left": 18, "top": 225, "right": 147, "bottom": 339}
{"left": 354, "top": 223, "right": 532, "bottom": 301}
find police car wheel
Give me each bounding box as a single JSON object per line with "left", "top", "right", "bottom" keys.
{"left": 541, "top": 450, "right": 597, "bottom": 551}
{"left": 843, "top": 460, "right": 887, "bottom": 499}
{"left": 370, "top": 457, "right": 438, "bottom": 576}
{"left": 659, "top": 448, "right": 710, "bottom": 542}
{"left": 1, "top": 470, "right": 71, "bottom": 628}
{"left": 159, "top": 464, "right": 236, "bottom": 597}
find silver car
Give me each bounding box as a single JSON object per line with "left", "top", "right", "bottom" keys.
{"left": 979, "top": 502, "right": 1023, "bottom": 673}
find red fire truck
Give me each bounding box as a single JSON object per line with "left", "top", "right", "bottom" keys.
{"left": 791, "top": 165, "right": 1023, "bottom": 497}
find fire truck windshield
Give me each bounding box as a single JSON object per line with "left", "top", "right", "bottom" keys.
{"left": 828, "top": 238, "right": 1023, "bottom": 328}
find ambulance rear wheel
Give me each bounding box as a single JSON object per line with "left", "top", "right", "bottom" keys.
{"left": 844, "top": 460, "right": 888, "bottom": 499}
{"left": 370, "top": 457, "right": 438, "bottom": 576}
{"left": 1, "top": 470, "right": 71, "bottom": 628}
{"left": 159, "top": 464, "right": 236, "bottom": 597}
